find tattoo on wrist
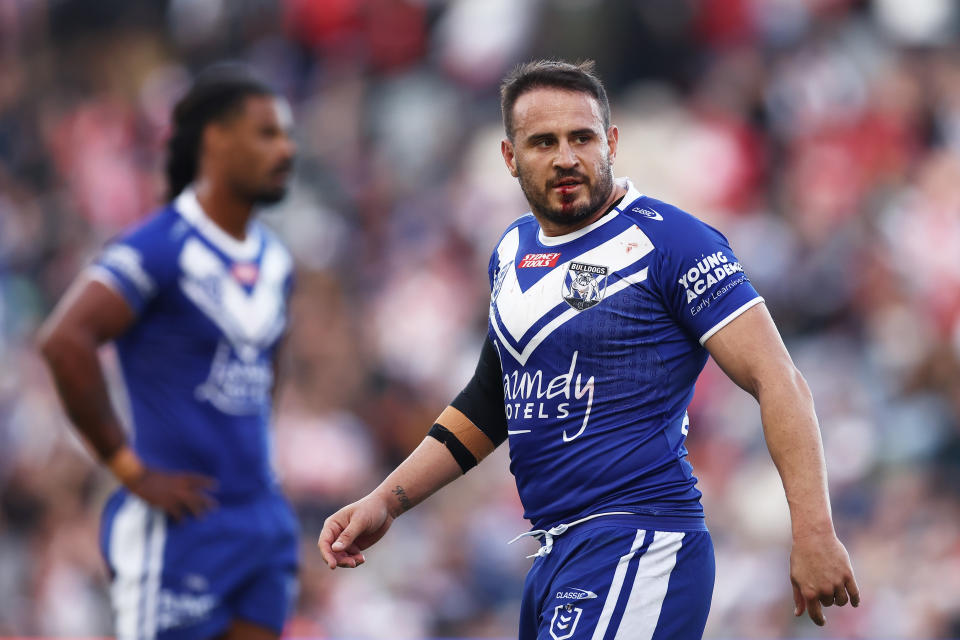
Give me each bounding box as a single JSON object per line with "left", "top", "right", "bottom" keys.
{"left": 392, "top": 485, "right": 412, "bottom": 513}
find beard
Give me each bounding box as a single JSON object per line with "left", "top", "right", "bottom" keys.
{"left": 251, "top": 184, "right": 289, "bottom": 205}
{"left": 237, "top": 160, "right": 293, "bottom": 206}
{"left": 516, "top": 159, "right": 615, "bottom": 230}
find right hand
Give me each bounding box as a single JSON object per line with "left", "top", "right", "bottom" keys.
{"left": 318, "top": 496, "right": 394, "bottom": 569}
{"left": 125, "top": 468, "right": 218, "bottom": 521}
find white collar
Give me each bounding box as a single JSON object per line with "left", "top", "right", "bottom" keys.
{"left": 536, "top": 177, "right": 644, "bottom": 246}
{"left": 174, "top": 187, "right": 262, "bottom": 261}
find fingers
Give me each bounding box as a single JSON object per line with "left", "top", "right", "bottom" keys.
{"left": 183, "top": 473, "right": 219, "bottom": 493}
{"left": 845, "top": 574, "right": 861, "bottom": 608}
{"left": 805, "top": 593, "right": 825, "bottom": 626}
{"left": 331, "top": 517, "right": 366, "bottom": 553}
{"left": 833, "top": 585, "right": 848, "bottom": 607}
{"left": 318, "top": 519, "right": 343, "bottom": 569}
{"left": 792, "top": 583, "right": 805, "bottom": 617}
{"left": 181, "top": 490, "right": 217, "bottom": 518}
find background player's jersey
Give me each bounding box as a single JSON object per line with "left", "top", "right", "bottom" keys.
{"left": 90, "top": 189, "right": 293, "bottom": 501}
{"left": 488, "top": 178, "right": 762, "bottom": 530}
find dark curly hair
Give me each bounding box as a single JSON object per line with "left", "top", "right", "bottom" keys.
{"left": 165, "top": 63, "right": 274, "bottom": 200}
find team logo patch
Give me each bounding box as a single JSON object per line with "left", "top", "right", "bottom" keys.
{"left": 550, "top": 604, "right": 583, "bottom": 640}
{"left": 518, "top": 252, "right": 561, "bottom": 268}
{"left": 562, "top": 262, "right": 608, "bottom": 311}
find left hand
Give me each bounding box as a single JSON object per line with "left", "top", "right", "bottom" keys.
{"left": 790, "top": 531, "right": 860, "bottom": 626}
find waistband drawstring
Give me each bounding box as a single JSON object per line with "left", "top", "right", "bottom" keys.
{"left": 508, "top": 511, "right": 634, "bottom": 558}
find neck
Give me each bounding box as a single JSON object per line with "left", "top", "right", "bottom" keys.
{"left": 193, "top": 178, "right": 254, "bottom": 241}
{"left": 537, "top": 182, "right": 628, "bottom": 237}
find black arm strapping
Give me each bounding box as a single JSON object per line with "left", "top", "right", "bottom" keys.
{"left": 427, "top": 423, "right": 478, "bottom": 473}
{"left": 450, "top": 336, "right": 508, "bottom": 447}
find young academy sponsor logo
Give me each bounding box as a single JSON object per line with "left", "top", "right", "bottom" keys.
{"left": 518, "top": 252, "right": 561, "bottom": 268}
{"left": 678, "top": 250, "right": 745, "bottom": 304}
{"left": 562, "top": 262, "right": 608, "bottom": 311}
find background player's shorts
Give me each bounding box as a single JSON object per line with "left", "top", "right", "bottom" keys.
{"left": 518, "top": 515, "right": 714, "bottom": 640}
{"left": 100, "top": 488, "right": 299, "bottom": 640}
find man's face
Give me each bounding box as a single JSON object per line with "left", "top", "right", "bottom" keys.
{"left": 501, "top": 88, "right": 618, "bottom": 229}
{"left": 215, "top": 95, "right": 295, "bottom": 205}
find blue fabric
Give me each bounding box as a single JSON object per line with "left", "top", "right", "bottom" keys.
{"left": 92, "top": 199, "right": 294, "bottom": 502}
{"left": 517, "top": 517, "right": 714, "bottom": 640}
{"left": 487, "top": 185, "right": 762, "bottom": 531}
{"left": 101, "top": 489, "right": 299, "bottom": 639}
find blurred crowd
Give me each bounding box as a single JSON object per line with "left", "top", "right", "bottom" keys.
{"left": 2, "top": 0, "right": 960, "bottom": 637}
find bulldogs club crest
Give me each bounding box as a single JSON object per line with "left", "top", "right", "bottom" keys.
{"left": 562, "top": 262, "right": 608, "bottom": 310}
{"left": 549, "top": 604, "right": 583, "bottom": 640}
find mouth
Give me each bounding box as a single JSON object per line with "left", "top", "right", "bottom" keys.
{"left": 551, "top": 177, "right": 583, "bottom": 194}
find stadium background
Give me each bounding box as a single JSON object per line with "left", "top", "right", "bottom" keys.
{"left": 2, "top": 0, "right": 960, "bottom": 637}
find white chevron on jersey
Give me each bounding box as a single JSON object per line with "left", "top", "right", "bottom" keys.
{"left": 178, "top": 237, "right": 290, "bottom": 358}
{"left": 491, "top": 223, "right": 654, "bottom": 365}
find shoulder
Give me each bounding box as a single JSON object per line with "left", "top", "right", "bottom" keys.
{"left": 489, "top": 213, "right": 536, "bottom": 262}
{"left": 494, "top": 213, "right": 537, "bottom": 248}
{"left": 620, "top": 196, "right": 728, "bottom": 250}
{"left": 111, "top": 204, "right": 188, "bottom": 253}
{"left": 101, "top": 204, "right": 186, "bottom": 268}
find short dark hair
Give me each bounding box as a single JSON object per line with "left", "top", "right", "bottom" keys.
{"left": 499, "top": 59, "right": 610, "bottom": 141}
{"left": 165, "top": 63, "right": 274, "bottom": 200}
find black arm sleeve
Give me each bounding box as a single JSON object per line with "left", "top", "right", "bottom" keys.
{"left": 450, "top": 335, "right": 508, "bottom": 446}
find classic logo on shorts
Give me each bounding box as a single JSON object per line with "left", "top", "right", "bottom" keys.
{"left": 562, "top": 262, "right": 608, "bottom": 311}
{"left": 550, "top": 604, "right": 583, "bottom": 640}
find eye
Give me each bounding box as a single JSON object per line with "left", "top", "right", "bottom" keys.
{"left": 535, "top": 138, "right": 554, "bottom": 148}
{"left": 574, "top": 134, "right": 592, "bottom": 144}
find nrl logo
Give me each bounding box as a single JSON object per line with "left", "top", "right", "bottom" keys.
{"left": 562, "top": 262, "right": 608, "bottom": 311}
{"left": 549, "top": 604, "right": 583, "bottom": 640}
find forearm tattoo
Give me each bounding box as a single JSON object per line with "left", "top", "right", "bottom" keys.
{"left": 392, "top": 485, "right": 412, "bottom": 512}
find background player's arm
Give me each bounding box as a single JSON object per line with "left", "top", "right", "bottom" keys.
{"left": 704, "top": 302, "right": 860, "bottom": 626}
{"left": 39, "top": 277, "right": 137, "bottom": 463}
{"left": 38, "top": 275, "right": 215, "bottom": 520}
{"left": 319, "top": 338, "right": 506, "bottom": 569}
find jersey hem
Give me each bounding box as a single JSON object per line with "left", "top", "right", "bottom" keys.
{"left": 698, "top": 296, "right": 764, "bottom": 345}
{"left": 531, "top": 512, "right": 708, "bottom": 535}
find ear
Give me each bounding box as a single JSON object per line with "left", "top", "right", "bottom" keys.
{"left": 201, "top": 121, "right": 230, "bottom": 159}
{"left": 606, "top": 125, "right": 619, "bottom": 163}
{"left": 501, "top": 138, "right": 519, "bottom": 178}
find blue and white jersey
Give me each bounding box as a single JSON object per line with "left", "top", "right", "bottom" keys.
{"left": 489, "top": 178, "right": 763, "bottom": 530}
{"left": 90, "top": 189, "right": 294, "bottom": 501}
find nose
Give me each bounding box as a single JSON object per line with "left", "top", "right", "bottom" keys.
{"left": 553, "top": 140, "right": 578, "bottom": 170}
{"left": 281, "top": 133, "right": 297, "bottom": 160}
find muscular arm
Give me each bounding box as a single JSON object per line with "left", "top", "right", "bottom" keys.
{"left": 38, "top": 274, "right": 216, "bottom": 518}
{"left": 38, "top": 276, "right": 136, "bottom": 464}
{"left": 705, "top": 303, "right": 859, "bottom": 625}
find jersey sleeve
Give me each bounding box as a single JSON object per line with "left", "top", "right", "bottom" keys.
{"left": 653, "top": 210, "right": 764, "bottom": 345}
{"left": 87, "top": 220, "right": 175, "bottom": 315}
